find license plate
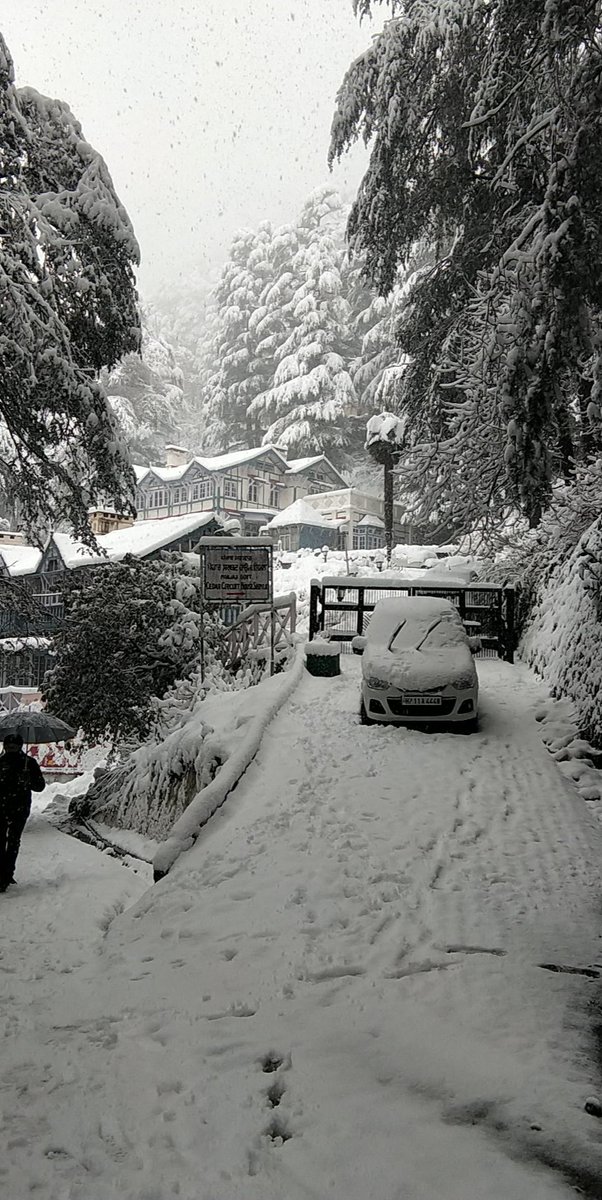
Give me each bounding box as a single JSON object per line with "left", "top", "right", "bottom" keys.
{"left": 401, "top": 694, "right": 442, "bottom": 706}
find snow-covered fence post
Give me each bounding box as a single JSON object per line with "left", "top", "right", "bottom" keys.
{"left": 309, "top": 582, "right": 320, "bottom": 640}
{"left": 503, "top": 587, "right": 515, "bottom": 664}
{"left": 357, "top": 586, "right": 366, "bottom": 636}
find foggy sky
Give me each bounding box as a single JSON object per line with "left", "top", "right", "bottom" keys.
{"left": 3, "top": 1, "right": 379, "bottom": 296}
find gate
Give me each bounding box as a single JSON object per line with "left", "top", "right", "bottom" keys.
{"left": 309, "top": 577, "right": 515, "bottom": 662}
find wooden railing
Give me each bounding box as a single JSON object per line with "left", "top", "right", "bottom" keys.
{"left": 222, "top": 592, "right": 297, "bottom": 676}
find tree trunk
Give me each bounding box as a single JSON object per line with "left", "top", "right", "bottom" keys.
{"left": 384, "top": 455, "right": 393, "bottom": 562}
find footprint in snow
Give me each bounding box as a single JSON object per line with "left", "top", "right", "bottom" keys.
{"left": 264, "top": 1115, "right": 292, "bottom": 1144}
{"left": 444, "top": 945, "right": 507, "bottom": 957}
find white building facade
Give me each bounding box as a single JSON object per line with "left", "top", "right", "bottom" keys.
{"left": 133, "top": 445, "right": 347, "bottom": 537}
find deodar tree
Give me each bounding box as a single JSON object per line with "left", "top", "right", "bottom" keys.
{"left": 0, "top": 33, "right": 141, "bottom": 540}
{"left": 330, "top": 1, "right": 602, "bottom": 533}
{"left": 248, "top": 188, "right": 357, "bottom": 459}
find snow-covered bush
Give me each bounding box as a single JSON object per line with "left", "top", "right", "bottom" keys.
{"left": 484, "top": 460, "right": 602, "bottom": 636}
{"left": 74, "top": 704, "right": 220, "bottom": 839}
{"left": 44, "top": 552, "right": 222, "bottom": 746}
{"left": 73, "top": 653, "right": 294, "bottom": 840}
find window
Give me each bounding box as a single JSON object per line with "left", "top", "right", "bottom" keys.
{"left": 37, "top": 574, "right": 64, "bottom": 626}
{"left": 269, "top": 485, "right": 280, "bottom": 508}
{"left": 148, "top": 489, "right": 166, "bottom": 509}
{"left": 172, "top": 486, "right": 183, "bottom": 505}
{"left": 223, "top": 478, "right": 237, "bottom": 500}
{"left": 247, "top": 479, "right": 259, "bottom": 503}
{"left": 353, "top": 526, "right": 384, "bottom": 551}
{"left": 191, "top": 478, "right": 212, "bottom": 502}
{"left": 0, "top": 649, "right": 55, "bottom": 690}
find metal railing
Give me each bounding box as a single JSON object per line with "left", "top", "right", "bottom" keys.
{"left": 309, "top": 577, "right": 515, "bottom": 662}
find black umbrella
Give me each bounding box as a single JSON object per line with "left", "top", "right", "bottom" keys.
{"left": 0, "top": 710, "right": 77, "bottom": 745}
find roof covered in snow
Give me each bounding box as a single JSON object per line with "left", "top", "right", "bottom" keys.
{"left": 0, "top": 544, "right": 43, "bottom": 576}
{"left": 285, "top": 455, "right": 325, "bottom": 474}
{"left": 265, "top": 498, "right": 341, "bottom": 530}
{"left": 50, "top": 512, "right": 227, "bottom": 570}
{"left": 135, "top": 445, "right": 289, "bottom": 485}
{"left": 357, "top": 513, "right": 385, "bottom": 528}
{"left": 285, "top": 455, "right": 347, "bottom": 485}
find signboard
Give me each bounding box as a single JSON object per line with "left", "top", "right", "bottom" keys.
{"left": 29, "top": 740, "right": 84, "bottom": 776}
{"left": 199, "top": 538, "right": 273, "bottom": 604}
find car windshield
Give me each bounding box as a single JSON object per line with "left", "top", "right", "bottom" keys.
{"left": 389, "top": 614, "right": 464, "bottom": 653}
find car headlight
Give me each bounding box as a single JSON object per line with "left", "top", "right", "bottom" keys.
{"left": 366, "top": 676, "right": 389, "bottom": 690}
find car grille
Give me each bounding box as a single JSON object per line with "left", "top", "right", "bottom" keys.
{"left": 388, "top": 697, "right": 456, "bottom": 717}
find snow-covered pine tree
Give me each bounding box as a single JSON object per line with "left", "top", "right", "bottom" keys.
{"left": 248, "top": 188, "right": 357, "bottom": 459}
{"left": 148, "top": 273, "right": 217, "bottom": 451}
{"left": 246, "top": 222, "right": 302, "bottom": 433}
{"left": 203, "top": 224, "right": 274, "bottom": 449}
{"left": 330, "top": 1, "right": 602, "bottom": 530}
{"left": 103, "top": 311, "right": 185, "bottom": 465}
{"left": 0, "top": 34, "right": 140, "bottom": 540}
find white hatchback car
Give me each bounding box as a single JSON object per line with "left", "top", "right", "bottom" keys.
{"left": 358, "top": 596, "right": 479, "bottom": 730}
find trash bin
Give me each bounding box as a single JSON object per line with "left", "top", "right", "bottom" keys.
{"left": 304, "top": 639, "right": 341, "bottom": 677}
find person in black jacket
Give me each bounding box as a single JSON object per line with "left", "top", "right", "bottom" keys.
{"left": 0, "top": 733, "right": 45, "bottom": 892}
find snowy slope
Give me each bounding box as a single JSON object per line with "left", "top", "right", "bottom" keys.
{"left": 521, "top": 516, "right": 602, "bottom": 746}
{"left": 3, "top": 659, "right": 602, "bottom": 1198}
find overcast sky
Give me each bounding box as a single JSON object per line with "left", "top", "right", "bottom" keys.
{"left": 4, "top": 1, "right": 379, "bottom": 297}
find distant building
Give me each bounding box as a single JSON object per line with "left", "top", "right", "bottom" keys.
{"left": 263, "top": 488, "right": 414, "bottom": 552}
{"left": 0, "top": 512, "right": 233, "bottom": 696}
{"left": 133, "top": 444, "right": 347, "bottom": 536}
{"left": 264, "top": 498, "right": 341, "bottom": 551}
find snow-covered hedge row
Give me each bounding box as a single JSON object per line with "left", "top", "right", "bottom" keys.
{"left": 74, "top": 702, "right": 219, "bottom": 840}
{"left": 72, "top": 647, "right": 301, "bottom": 844}
{"left": 73, "top": 656, "right": 271, "bottom": 839}
{"left": 521, "top": 516, "right": 602, "bottom": 746}
{"left": 153, "top": 647, "right": 305, "bottom": 878}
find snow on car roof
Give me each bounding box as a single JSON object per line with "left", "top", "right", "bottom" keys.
{"left": 366, "top": 596, "right": 461, "bottom": 645}
{"left": 363, "top": 596, "right": 476, "bottom": 692}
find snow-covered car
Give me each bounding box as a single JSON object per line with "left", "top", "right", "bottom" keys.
{"left": 359, "top": 596, "right": 479, "bottom": 730}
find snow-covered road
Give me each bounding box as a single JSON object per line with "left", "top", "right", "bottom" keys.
{"left": 3, "top": 658, "right": 602, "bottom": 1198}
